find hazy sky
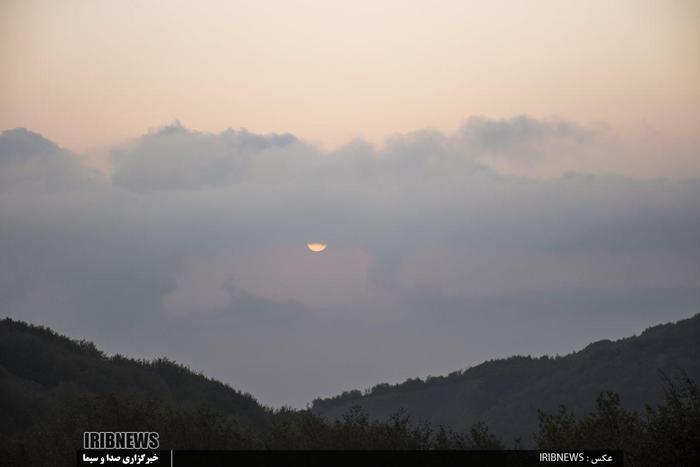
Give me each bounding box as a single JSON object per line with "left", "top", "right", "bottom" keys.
{"left": 1, "top": 1, "right": 699, "bottom": 408}
{"left": 1, "top": 1, "right": 699, "bottom": 159}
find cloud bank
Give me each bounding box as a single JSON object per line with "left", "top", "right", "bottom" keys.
{"left": 1, "top": 116, "right": 698, "bottom": 407}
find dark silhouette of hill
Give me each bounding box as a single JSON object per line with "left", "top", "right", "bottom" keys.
{"left": 312, "top": 314, "right": 700, "bottom": 443}
{"left": 0, "top": 318, "right": 506, "bottom": 465}
{"left": 0, "top": 318, "right": 271, "bottom": 437}
{"left": 1, "top": 315, "right": 698, "bottom": 466}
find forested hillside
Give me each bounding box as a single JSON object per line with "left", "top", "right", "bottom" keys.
{"left": 0, "top": 318, "right": 271, "bottom": 437}
{"left": 312, "top": 314, "right": 700, "bottom": 443}
{"left": 0, "top": 318, "right": 500, "bottom": 465}
{"left": 1, "top": 315, "right": 698, "bottom": 466}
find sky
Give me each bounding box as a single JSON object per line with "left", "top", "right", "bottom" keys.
{"left": 1, "top": 0, "right": 699, "bottom": 407}
{"left": 2, "top": 1, "right": 699, "bottom": 160}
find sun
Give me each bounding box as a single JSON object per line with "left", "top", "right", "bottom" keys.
{"left": 306, "top": 243, "right": 327, "bottom": 253}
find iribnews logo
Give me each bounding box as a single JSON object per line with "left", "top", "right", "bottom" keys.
{"left": 83, "top": 432, "right": 159, "bottom": 449}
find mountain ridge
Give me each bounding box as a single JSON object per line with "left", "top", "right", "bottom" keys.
{"left": 1, "top": 313, "right": 698, "bottom": 447}
{"left": 311, "top": 314, "right": 700, "bottom": 443}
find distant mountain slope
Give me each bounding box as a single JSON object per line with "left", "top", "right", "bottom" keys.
{"left": 0, "top": 318, "right": 271, "bottom": 436}
{"left": 312, "top": 314, "right": 700, "bottom": 443}
{"left": 2, "top": 314, "right": 698, "bottom": 449}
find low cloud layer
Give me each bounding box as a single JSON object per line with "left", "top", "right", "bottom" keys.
{"left": 109, "top": 116, "right": 605, "bottom": 190}
{"left": 1, "top": 116, "right": 698, "bottom": 407}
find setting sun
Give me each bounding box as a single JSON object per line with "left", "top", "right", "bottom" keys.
{"left": 306, "top": 243, "right": 327, "bottom": 253}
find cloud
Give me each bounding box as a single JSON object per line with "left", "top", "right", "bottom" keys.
{"left": 451, "top": 115, "right": 603, "bottom": 175}
{"left": 456, "top": 115, "right": 596, "bottom": 159}
{"left": 108, "top": 116, "right": 627, "bottom": 189}
{"left": 111, "top": 121, "right": 304, "bottom": 191}
{"left": 0, "top": 128, "right": 100, "bottom": 192}
{"left": 1, "top": 117, "right": 698, "bottom": 406}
